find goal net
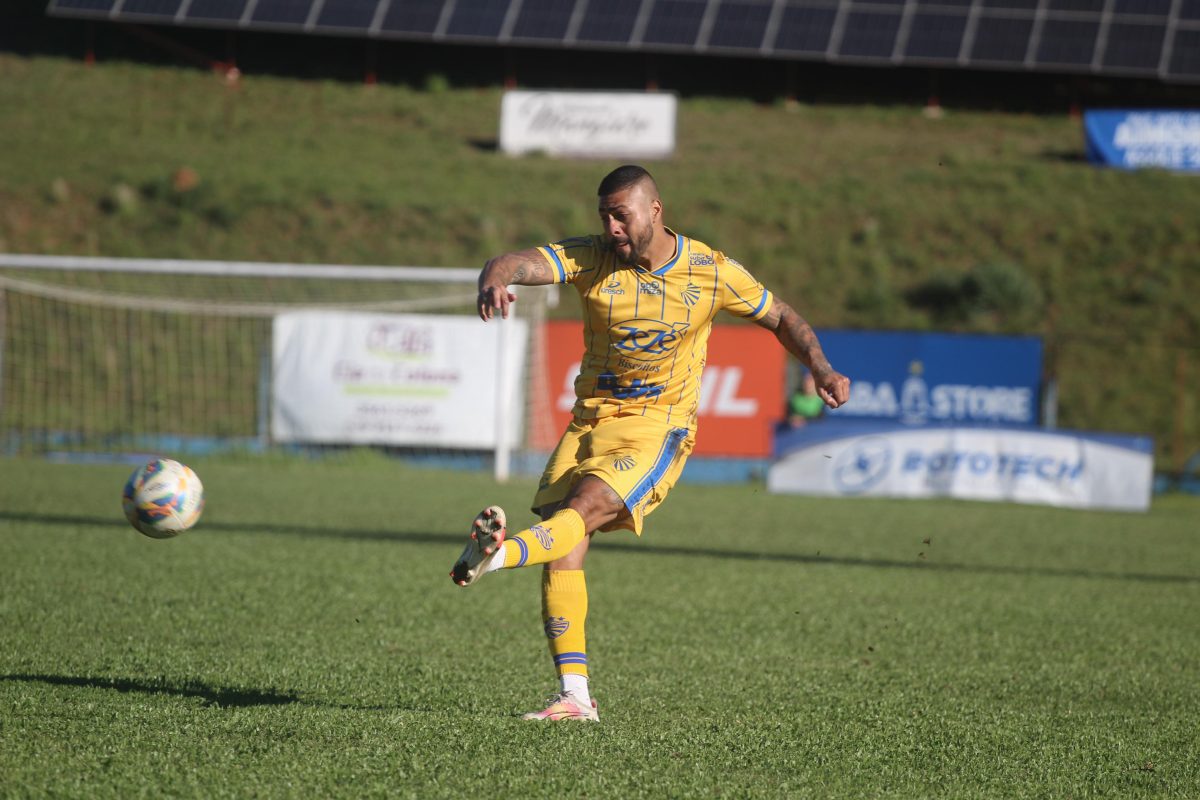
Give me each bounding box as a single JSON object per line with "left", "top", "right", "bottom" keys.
{"left": 0, "top": 254, "right": 558, "bottom": 480}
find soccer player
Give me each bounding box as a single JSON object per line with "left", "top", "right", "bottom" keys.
{"left": 450, "top": 165, "right": 850, "bottom": 722}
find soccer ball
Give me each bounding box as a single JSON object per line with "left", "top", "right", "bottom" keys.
{"left": 122, "top": 458, "right": 205, "bottom": 539}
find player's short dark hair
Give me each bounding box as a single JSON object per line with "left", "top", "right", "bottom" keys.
{"left": 597, "top": 165, "right": 658, "bottom": 197}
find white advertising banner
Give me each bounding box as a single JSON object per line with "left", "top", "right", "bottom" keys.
{"left": 768, "top": 424, "right": 1154, "bottom": 512}
{"left": 272, "top": 311, "right": 527, "bottom": 448}
{"left": 499, "top": 90, "right": 677, "bottom": 158}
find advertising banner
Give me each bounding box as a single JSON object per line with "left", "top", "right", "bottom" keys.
{"left": 499, "top": 90, "right": 677, "bottom": 158}
{"left": 768, "top": 422, "right": 1153, "bottom": 511}
{"left": 272, "top": 311, "right": 527, "bottom": 448}
{"left": 814, "top": 330, "right": 1043, "bottom": 426}
{"left": 535, "top": 320, "right": 785, "bottom": 457}
{"left": 1084, "top": 110, "right": 1200, "bottom": 172}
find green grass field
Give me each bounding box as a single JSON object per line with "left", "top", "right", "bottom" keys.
{"left": 1, "top": 456, "right": 1197, "bottom": 798}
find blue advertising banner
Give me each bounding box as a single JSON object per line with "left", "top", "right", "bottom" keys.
{"left": 1084, "top": 110, "right": 1200, "bottom": 172}
{"left": 814, "top": 330, "right": 1043, "bottom": 426}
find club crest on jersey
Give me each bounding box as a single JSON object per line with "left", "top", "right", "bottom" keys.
{"left": 544, "top": 616, "right": 570, "bottom": 639}
{"left": 600, "top": 280, "right": 625, "bottom": 295}
{"left": 531, "top": 524, "right": 554, "bottom": 550}
{"left": 681, "top": 282, "right": 702, "bottom": 307}
{"left": 610, "top": 319, "right": 689, "bottom": 362}
{"left": 689, "top": 253, "right": 715, "bottom": 266}
{"left": 613, "top": 455, "right": 637, "bottom": 471}
{"left": 638, "top": 282, "right": 663, "bottom": 296}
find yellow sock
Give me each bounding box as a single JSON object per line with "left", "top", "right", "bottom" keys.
{"left": 542, "top": 569, "right": 589, "bottom": 679}
{"left": 502, "top": 508, "right": 587, "bottom": 569}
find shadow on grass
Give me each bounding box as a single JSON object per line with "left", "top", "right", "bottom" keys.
{"left": 0, "top": 673, "right": 445, "bottom": 713}
{"left": 0, "top": 673, "right": 300, "bottom": 708}
{"left": 5, "top": 510, "right": 1199, "bottom": 586}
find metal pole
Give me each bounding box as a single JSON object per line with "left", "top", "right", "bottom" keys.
{"left": 257, "top": 335, "right": 271, "bottom": 452}
{"left": 494, "top": 313, "right": 512, "bottom": 483}
{"left": 0, "top": 288, "right": 6, "bottom": 448}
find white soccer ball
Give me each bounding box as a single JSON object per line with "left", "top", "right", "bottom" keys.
{"left": 122, "top": 458, "right": 205, "bottom": 539}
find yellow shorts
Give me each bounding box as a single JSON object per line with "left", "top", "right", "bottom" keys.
{"left": 532, "top": 414, "right": 695, "bottom": 535}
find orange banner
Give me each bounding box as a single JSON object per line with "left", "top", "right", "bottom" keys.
{"left": 531, "top": 320, "right": 785, "bottom": 457}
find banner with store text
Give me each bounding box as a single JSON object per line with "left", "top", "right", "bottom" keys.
{"left": 536, "top": 320, "right": 785, "bottom": 457}
{"left": 272, "top": 311, "right": 527, "bottom": 448}
{"left": 815, "top": 330, "right": 1043, "bottom": 426}
{"left": 768, "top": 422, "right": 1153, "bottom": 511}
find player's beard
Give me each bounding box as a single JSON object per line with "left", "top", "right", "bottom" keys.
{"left": 613, "top": 226, "right": 654, "bottom": 267}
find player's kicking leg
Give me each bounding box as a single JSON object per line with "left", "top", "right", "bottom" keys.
{"left": 449, "top": 505, "right": 507, "bottom": 587}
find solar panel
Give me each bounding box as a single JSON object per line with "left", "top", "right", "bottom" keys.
{"left": 43, "top": 0, "right": 1200, "bottom": 83}
{"left": 837, "top": 10, "right": 902, "bottom": 59}
{"left": 1102, "top": 22, "right": 1166, "bottom": 71}
{"left": 641, "top": 0, "right": 707, "bottom": 47}
{"left": 980, "top": 0, "right": 1038, "bottom": 9}
{"left": 1034, "top": 18, "right": 1099, "bottom": 66}
{"left": 904, "top": 11, "right": 968, "bottom": 61}
{"left": 1046, "top": 0, "right": 1105, "bottom": 12}
{"left": 773, "top": 4, "right": 838, "bottom": 54}
{"left": 575, "top": 0, "right": 642, "bottom": 44}
{"left": 380, "top": 0, "right": 444, "bottom": 34}
{"left": 707, "top": 0, "right": 773, "bottom": 51}
{"left": 1169, "top": 30, "right": 1200, "bottom": 78}
{"left": 315, "top": 0, "right": 380, "bottom": 30}
{"left": 971, "top": 15, "right": 1034, "bottom": 62}
{"left": 510, "top": 0, "right": 577, "bottom": 41}
{"left": 446, "top": 0, "right": 510, "bottom": 38}
{"left": 185, "top": 0, "right": 250, "bottom": 21}
{"left": 1112, "top": 0, "right": 1171, "bottom": 13}
{"left": 119, "top": 0, "right": 183, "bottom": 17}
{"left": 251, "top": 0, "right": 316, "bottom": 26}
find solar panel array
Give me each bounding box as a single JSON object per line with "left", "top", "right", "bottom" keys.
{"left": 47, "top": 0, "right": 1200, "bottom": 82}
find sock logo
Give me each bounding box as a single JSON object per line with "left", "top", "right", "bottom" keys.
{"left": 531, "top": 524, "right": 554, "bottom": 550}
{"left": 544, "top": 616, "right": 570, "bottom": 639}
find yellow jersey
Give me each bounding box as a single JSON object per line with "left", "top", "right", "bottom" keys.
{"left": 538, "top": 228, "right": 774, "bottom": 430}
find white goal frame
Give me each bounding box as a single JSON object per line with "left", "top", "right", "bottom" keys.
{"left": 0, "top": 253, "right": 534, "bottom": 482}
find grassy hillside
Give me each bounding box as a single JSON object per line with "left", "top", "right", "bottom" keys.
{"left": 0, "top": 54, "right": 1196, "bottom": 466}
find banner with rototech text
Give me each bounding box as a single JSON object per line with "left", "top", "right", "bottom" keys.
{"left": 535, "top": 320, "right": 785, "bottom": 457}
{"left": 768, "top": 422, "right": 1154, "bottom": 511}
{"left": 272, "top": 311, "right": 527, "bottom": 448}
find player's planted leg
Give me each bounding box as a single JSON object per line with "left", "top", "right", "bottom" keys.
{"left": 522, "top": 566, "right": 598, "bottom": 722}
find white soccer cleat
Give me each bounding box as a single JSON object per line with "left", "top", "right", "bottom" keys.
{"left": 521, "top": 691, "right": 599, "bottom": 722}
{"left": 449, "top": 505, "right": 507, "bottom": 587}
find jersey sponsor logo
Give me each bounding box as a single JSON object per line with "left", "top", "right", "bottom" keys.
{"left": 681, "top": 282, "right": 702, "bottom": 307}
{"left": 610, "top": 319, "right": 689, "bottom": 362}
{"left": 600, "top": 280, "right": 625, "bottom": 295}
{"left": 531, "top": 524, "right": 554, "bottom": 550}
{"left": 544, "top": 616, "right": 570, "bottom": 639}
{"left": 689, "top": 253, "right": 714, "bottom": 266}
{"left": 613, "top": 455, "right": 637, "bottom": 471}
{"left": 638, "top": 282, "right": 663, "bottom": 296}
{"left": 597, "top": 372, "right": 664, "bottom": 399}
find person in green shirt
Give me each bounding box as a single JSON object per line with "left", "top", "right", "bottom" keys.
{"left": 788, "top": 370, "right": 826, "bottom": 428}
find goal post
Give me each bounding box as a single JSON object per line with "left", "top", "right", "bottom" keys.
{"left": 0, "top": 254, "right": 553, "bottom": 482}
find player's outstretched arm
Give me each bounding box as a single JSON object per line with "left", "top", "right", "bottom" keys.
{"left": 755, "top": 298, "right": 851, "bottom": 409}
{"left": 478, "top": 247, "right": 556, "bottom": 321}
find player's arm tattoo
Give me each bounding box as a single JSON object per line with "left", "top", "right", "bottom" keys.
{"left": 756, "top": 299, "right": 833, "bottom": 375}
{"left": 481, "top": 248, "right": 555, "bottom": 288}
